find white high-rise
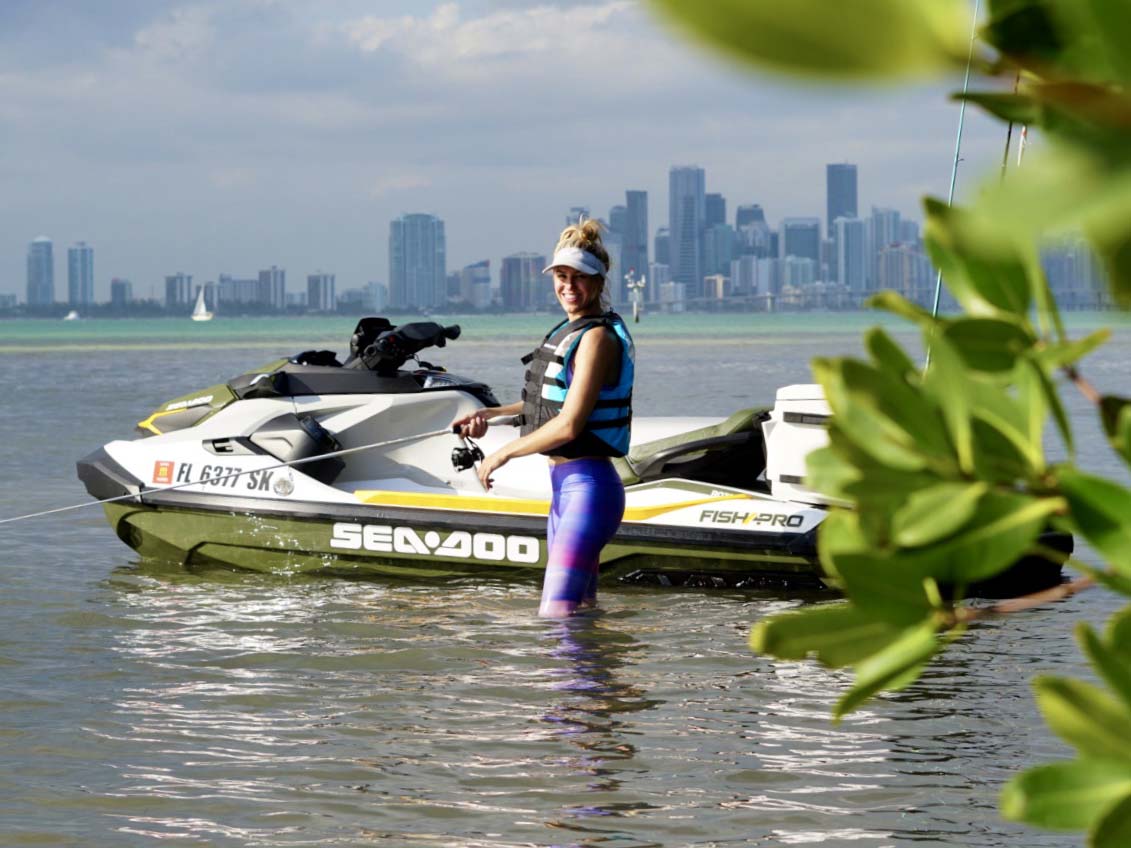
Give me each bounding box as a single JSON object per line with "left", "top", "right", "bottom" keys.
{"left": 835, "top": 217, "right": 867, "bottom": 295}
{"left": 389, "top": 214, "right": 447, "bottom": 309}
{"left": 68, "top": 242, "right": 94, "bottom": 307}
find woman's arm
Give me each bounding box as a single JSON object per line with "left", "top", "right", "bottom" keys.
{"left": 477, "top": 328, "right": 616, "bottom": 488}
{"left": 451, "top": 400, "right": 523, "bottom": 438}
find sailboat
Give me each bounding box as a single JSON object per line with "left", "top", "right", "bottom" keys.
{"left": 191, "top": 287, "right": 213, "bottom": 322}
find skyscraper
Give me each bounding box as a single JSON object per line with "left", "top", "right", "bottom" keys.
{"left": 307, "top": 272, "right": 336, "bottom": 312}
{"left": 110, "top": 278, "right": 133, "bottom": 308}
{"left": 654, "top": 227, "right": 670, "bottom": 267}
{"left": 165, "top": 273, "right": 193, "bottom": 308}
{"left": 735, "top": 204, "right": 766, "bottom": 230}
{"left": 669, "top": 165, "right": 706, "bottom": 297}
{"left": 623, "top": 190, "right": 648, "bottom": 285}
{"left": 566, "top": 206, "right": 590, "bottom": 226}
{"left": 67, "top": 242, "right": 94, "bottom": 307}
{"left": 608, "top": 205, "right": 627, "bottom": 237}
{"left": 835, "top": 217, "right": 867, "bottom": 294}
{"left": 459, "top": 260, "right": 492, "bottom": 309}
{"left": 500, "top": 253, "right": 546, "bottom": 311}
{"left": 705, "top": 193, "right": 726, "bottom": 229}
{"left": 781, "top": 218, "right": 822, "bottom": 263}
{"left": 26, "top": 236, "right": 54, "bottom": 306}
{"left": 826, "top": 163, "right": 858, "bottom": 238}
{"left": 389, "top": 214, "right": 447, "bottom": 309}
{"left": 258, "top": 266, "right": 286, "bottom": 310}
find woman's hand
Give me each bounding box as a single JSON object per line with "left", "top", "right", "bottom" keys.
{"left": 477, "top": 448, "right": 510, "bottom": 490}
{"left": 451, "top": 408, "right": 492, "bottom": 439}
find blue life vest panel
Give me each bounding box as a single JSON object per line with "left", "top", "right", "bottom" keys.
{"left": 519, "top": 312, "right": 634, "bottom": 458}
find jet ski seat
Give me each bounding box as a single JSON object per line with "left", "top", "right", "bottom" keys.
{"left": 614, "top": 407, "right": 770, "bottom": 489}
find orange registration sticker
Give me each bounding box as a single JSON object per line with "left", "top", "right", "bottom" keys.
{"left": 152, "top": 461, "right": 175, "bottom": 485}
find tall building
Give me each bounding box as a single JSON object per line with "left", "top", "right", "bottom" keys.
{"left": 110, "top": 278, "right": 133, "bottom": 307}
{"left": 730, "top": 255, "right": 759, "bottom": 295}
{"left": 307, "top": 272, "right": 336, "bottom": 312}
{"left": 217, "top": 274, "right": 259, "bottom": 306}
{"left": 566, "top": 206, "right": 590, "bottom": 226}
{"left": 735, "top": 204, "right": 766, "bottom": 230}
{"left": 258, "top": 266, "right": 286, "bottom": 310}
{"left": 389, "top": 213, "right": 446, "bottom": 309}
{"left": 781, "top": 218, "right": 821, "bottom": 263}
{"left": 826, "top": 163, "right": 858, "bottom": 238}
{"left": 705, "top": 193, "right": 726, "bottom": 229}
{"left": 500, "top": 253, "right": 546, "bottom": 311}
{"left": 67, "top": 242, "right": 95, "bottom": 307}
{"left": 870, "top": 207, "right": 902, "bottom": 289}
{"left": 704, "top": 224, "right": 736, "bottom": 276}
{"left": 835, "top": 217, "right": 868, "bottom": 295}
{"left": 608, "top": 205, "right": 627, "bottom": 237}
{"left": 623, "top": 190, "right": 649, "bottom": 287}
{"left": 459, "top": 260, "right": 492, "bottom": 309}
{"left": 669, "top": 165, "right": 706, "bottom": 297}
{"left": 26, "top": 236, "right": 54, "bottom": 306}
{"left": 653, "top": 227, "right": 670, "bottom": 267}
{"left": 165, "top": 272, "right": 193, "bottom": 308}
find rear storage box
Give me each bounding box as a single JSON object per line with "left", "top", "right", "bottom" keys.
{"left": 761, "top": 384, "right": 835, "bottom": 505}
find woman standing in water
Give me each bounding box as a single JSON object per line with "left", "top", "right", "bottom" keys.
{"left": 452, "top": 219, "right": 635, "bottom": 617}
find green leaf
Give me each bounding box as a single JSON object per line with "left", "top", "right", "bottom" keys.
{"left": 891, "top": 482, "right": 988, "bottom": 547}
{"left": 1100, "top": 396, "right": 1131, "bottom": 466}
{"left": 865, "top": 326, "right": 916, "bottom": 378}
{"left": 921, "top": 332, "right": 974, "bottom": 474}
{"left": 1095, "top": 794, "right": 1131, "bottom": 848}
{"left": 1078, "top": 622, "right": 1131, "bottom": 711}
{"left": 835, "top": 620, "right": 938, "bottom": 718}
{"left": 1024, "top": 354, "right": 1074, "bottom": 458}
{"left": 942, "top": 316, "right": 1036, "bottom": 373}
{"left": 750, "top": 602, "right": 907, "bottom": 667}
{"left": 868, "top": 290, "right": 937, "bottom": 328}
{"left": 1108, "top": 606, "right": 1131, "bottom": 653}
{"left": 984, "top": 0, "right": 1068, "bottom": 74}
{"left": 1001, "top": 759, "right": 1131, "bottom": 831}
{"left": 1035, "top": 329, "right": 1110, "bottom": 369}
{"left": 955, "top": 91, "right": 1043, "bottom": 125}
{"left": 1035, "top": 676, "right": 1131, "bottom": 759}
{"left": 646, "top": 0, "right": 969, "bottom": 79}
{"left": 924, "top": 199, "right": 1033, "bottom": 319}
{"left": 1058, "top": 467, "right": 1131, "bottom": 574}
{"left": 898, "top": 492, "right": 1061, "bottom": 584}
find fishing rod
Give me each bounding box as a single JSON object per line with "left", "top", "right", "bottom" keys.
{"left": 926, "top": 0, "right": 982, "bottom": 350}
{"left": 0, "top": 426, "right": 460, "bottom": 526}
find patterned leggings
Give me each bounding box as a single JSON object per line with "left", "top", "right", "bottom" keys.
{"left": 540, "top": 458, "right": 625, "bottom": 617}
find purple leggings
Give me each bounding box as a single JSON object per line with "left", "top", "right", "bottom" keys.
{"left": 540, "top": 458, "right": 625, "bottom": 615}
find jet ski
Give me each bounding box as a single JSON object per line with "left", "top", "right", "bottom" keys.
{"left": 77, "top": 317, "right": 1070, "bottom": 595}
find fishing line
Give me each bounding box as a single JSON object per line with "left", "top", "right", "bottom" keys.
{"left": 925, "top": 0, "right": 982, "bottom": 368}
{"left": 0, "top": 426, "right": 457, "bottom": 526}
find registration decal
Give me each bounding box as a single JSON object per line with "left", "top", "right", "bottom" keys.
{"left": 152, "top": 461, "right": 175, "bottom": 485}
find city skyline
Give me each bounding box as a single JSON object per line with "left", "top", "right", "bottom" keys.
{"left": 0, "top": 1, "right": 1011, "bottom": 302}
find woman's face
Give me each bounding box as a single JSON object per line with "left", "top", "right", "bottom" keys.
{"left": 552, "top": 266, "right": 602, "bottom": 316}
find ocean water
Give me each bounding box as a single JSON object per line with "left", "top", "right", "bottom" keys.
{"left": 2, "top": 312, "right": 1130, "bottom": 847}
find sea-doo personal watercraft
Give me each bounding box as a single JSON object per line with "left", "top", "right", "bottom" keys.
{"left": 77, "top": 317, "right": 1070, "bottom": 594}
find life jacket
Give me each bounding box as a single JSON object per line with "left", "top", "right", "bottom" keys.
{"left": 519, "top": 311, "right": 634, "bottom": 458}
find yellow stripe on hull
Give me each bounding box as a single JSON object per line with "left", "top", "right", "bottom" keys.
{"left": 352, "top": 489, "right": 756, "bottom": 522}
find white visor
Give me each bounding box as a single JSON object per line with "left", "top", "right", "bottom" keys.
{"left": 543, "top": 247, "right": 605, "bottom": 278}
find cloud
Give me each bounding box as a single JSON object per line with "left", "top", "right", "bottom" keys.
{"left": 371, "top": 173, "right": 433, "bottom": 197}
{"left": 342, "top": 1, "right": 639, "bottom": 81}
{"left": 133, "top": 5, "right": 214, "bottom": 61}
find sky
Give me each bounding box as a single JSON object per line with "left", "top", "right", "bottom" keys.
{"left": 0, "top": 0, "right": 1007, "bottom": 301}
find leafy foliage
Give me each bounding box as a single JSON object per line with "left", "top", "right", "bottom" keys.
{"left": 646, "top": 0, "right": 1131, "bottom": 843}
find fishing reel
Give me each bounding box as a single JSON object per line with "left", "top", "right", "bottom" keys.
{"left": 451, "top": 437, "right": 484, "bottom": 472}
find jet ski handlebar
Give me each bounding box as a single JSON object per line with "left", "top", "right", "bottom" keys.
{"left": 346, "top": 318, "right": 461, "bottom": 375}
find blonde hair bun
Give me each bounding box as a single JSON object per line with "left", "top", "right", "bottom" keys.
{"left": 554, "top": 218, "right": 610, "bottom": 275}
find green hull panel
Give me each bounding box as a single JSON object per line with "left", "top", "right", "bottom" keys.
{"left": 103, "top": 502, "right": 820, "bottom": 583}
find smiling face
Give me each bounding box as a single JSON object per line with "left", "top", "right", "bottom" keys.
{"left": 552, "top": 266, "right": 603, "bottom": 318}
